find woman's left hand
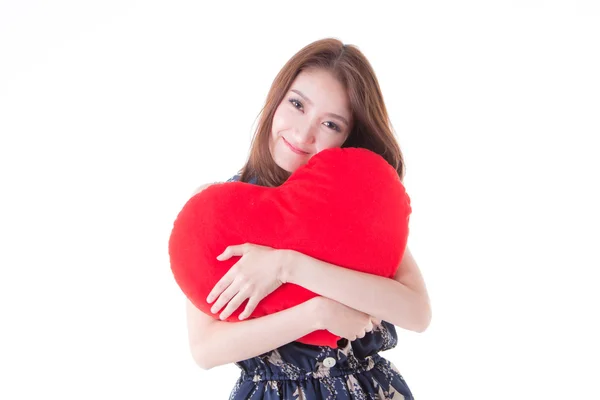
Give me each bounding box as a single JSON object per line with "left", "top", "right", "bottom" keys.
{"left": 206, "top": 243, "right": 289, "bottom": 321}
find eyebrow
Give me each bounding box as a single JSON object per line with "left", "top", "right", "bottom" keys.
{"left": 290, "top": 89, "right": 350, "bottom": 126}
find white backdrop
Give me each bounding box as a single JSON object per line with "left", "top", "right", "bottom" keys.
{"left": 1, "top": 1, "right": 599, "bottom": 399}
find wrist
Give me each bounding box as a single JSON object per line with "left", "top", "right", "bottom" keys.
{"left": 307, "top": 296, "right": 326, "bottom": 330}
{"left": 278, "top": 249, "right": 298, "bottom": 284}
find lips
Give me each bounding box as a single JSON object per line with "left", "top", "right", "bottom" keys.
{"left": 283, "top": 137, "right": 309, "bottom": 155}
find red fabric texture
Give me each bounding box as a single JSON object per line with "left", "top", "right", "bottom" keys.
{"left": 169, "top": 147, "right": 412, "bottom": 347}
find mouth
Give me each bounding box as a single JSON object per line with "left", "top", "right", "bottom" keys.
{"left": 283, "top": 137, "right": 310, "bottom": 155}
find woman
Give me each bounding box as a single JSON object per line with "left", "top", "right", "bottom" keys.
{"left": 186, "top": 38, "right": 431, "bottom": 399}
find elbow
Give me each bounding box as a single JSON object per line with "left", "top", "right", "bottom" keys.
{"left": 400, "top": 295, "right": 431, "bottom": 333}
{"left": 391, "top": 307, "right": 431, "bottom": 333}
{"left": 415, "top": 318, "right": 430, "bottom": 333}
{"left": 191, "top": 345, "right": 214, "bottom": 370}
{"left": 199, "top": 363, "right": 214, "bottom": 371}
{"left": 195, "top": 357, "right": 214, "bottom": 371}
{"left": 416, "top": 304, "right": 432, "bottom": 333}
{"left": 195, "top": 358, "right": 213, "bottom": 371}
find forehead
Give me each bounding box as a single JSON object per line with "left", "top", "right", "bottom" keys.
{"left": 290, "top": 69, "right": 351, "bottom": 112}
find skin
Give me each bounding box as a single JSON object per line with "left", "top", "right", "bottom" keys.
{"left": 269, "top": 67, "right": 354, "bottom": 172}
{"left": 205, "top": 67, "right": 431, "bottom": 343}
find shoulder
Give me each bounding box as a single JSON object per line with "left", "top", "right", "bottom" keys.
{"left": 226, "top": 173, "right": 259, "bottom": 184}
{"left": 226, "top": 174, "right": 241, "bottom": 182}
{"left": 191, "top": 173, "right": 242, "bottom": 196}
{"left": 190, "top": 182, "right": 215, "bottom": 196}
{"left": 191, "top": 173, "right": 241, "bottom": 196}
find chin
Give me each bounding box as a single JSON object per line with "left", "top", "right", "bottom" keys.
{"left": 273, "top": 154, "right": 301, "bottom": 173}
{"left": 269, "top": 144, "right": 298, "bottom": 173}
{"left": 275, "top": 158, "right": 298, "bottom": 173}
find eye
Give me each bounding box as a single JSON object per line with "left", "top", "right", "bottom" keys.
{"left": 324, "top": 121, "right": 341, "bottom": 132}
{"left": 289, "top": 97, "right": 341, "bottom": 132}
{"left": 289, "top": 98, "right": 303, "bottom": 110}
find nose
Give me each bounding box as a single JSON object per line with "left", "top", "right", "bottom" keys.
{"left": 290, "top": 121, "right": 317, "bottom": 145}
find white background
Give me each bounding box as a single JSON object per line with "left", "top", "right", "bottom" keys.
{"left": 1, "top": 1, "right": 599, "bottom": 399}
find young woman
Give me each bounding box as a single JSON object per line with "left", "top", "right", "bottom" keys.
{"left": 186, "top": 38, "right": 431, "bottom": 399}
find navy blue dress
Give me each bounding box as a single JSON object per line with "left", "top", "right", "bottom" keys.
{"left": 224, "top": 173, "right": 414, "bottom": 400}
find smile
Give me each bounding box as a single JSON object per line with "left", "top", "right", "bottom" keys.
{"left": 283, "top": 137, "right": 309, "bottom": 155}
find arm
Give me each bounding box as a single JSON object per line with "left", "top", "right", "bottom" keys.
{"left": 185, "top": 183, "right": 322, "bottom": 369}
{"left": 186, "top": 297, "right": 322, "bottom": 370}
{"left": 281, "top": 247, "right": 431, "bottom": 333}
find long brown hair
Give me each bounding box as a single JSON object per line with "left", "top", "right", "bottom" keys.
{"left": 238, "top": 38, "right": 406, "bottom": 187}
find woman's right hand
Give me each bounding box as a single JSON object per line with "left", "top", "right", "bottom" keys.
{"left": 313, "top": 297, "right": 381, "bottom": 342}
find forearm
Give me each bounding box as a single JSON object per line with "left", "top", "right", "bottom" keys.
{"left": 283, "top": 251, "right": 430, "bottom": 332}
{"left": 195, "top": 298, "right": 321, "bottom": 370}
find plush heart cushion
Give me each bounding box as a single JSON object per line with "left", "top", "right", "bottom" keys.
{"left": 169, "top": 146, "right": 412, "bottom": 347}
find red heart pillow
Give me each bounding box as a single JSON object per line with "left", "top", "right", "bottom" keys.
{"left": 169, "top": 147, "right": 412, "bottom": 347}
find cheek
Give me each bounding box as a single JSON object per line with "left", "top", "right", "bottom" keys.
{"left": 272, "top": 106, "right": 297, "bottom": 133}
{"left": 316, "top": 135, "right": 346, "bottom": 153}
{"left": 271, "top": 114, "right": 283, "bottom": 137}
{"left": 270, "top": 108, "right": 288, "bottom": 151}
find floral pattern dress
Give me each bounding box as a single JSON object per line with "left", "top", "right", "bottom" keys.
{"left": 224, "top": 173, "right": 414, "bottom": 400}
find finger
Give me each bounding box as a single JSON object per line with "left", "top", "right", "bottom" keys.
{"left": 210, "top": 281, "right": 241, "bottom": 314}
{"left": 239, "top": 296, "right": 260, "bottom": 320}
{"left": 206, "top": 269, "right": 237, "bottom": 303}
{"left": 216, "top": 244, "right": 249, "bottom": 261}
{"left": 219, "top": 289, "right": 250, "bottom": 320}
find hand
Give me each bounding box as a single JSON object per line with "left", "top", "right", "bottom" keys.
{"left": 315, "top": 297, "right": 382, "bottom": 342}
{"left": 206, "top": 243, "right": 287, "bottom": 321}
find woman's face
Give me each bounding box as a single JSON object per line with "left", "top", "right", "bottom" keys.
{"left": 270, "top": 68, "right": 353, "bottom": 173}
